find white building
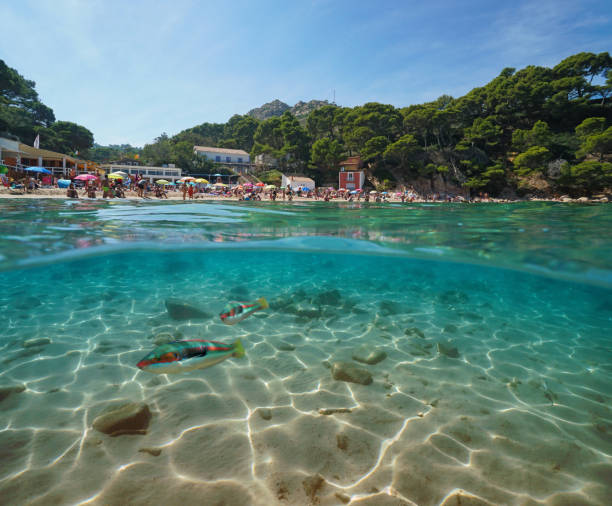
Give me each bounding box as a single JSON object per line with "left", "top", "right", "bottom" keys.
{"left": 193, "top": 146, "right": 251, "bottom": 173}
{"left": 100, "top": 163, "right": 182, "bottom": 183}
{"left": 281, "top": 175, "right": 315, "bottom": 190}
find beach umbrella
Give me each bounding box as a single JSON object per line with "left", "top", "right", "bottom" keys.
{"left": 369, "top": 190, "right": 377, "bottom": 194}
{"left": 243, "top": 182, "right": 253, "bottom": 187}
{"left": 215, "top": 182, "right": 228, "bottom": 187}
{"left": 156, "top": 179, "right": 170, "bottom": 184}
{"left": 195, "top": 178, "right": 209, "bottom": 183}
{"left": 255, "top": 182, "right": 265, "bottom": 187}
{"left": 178, "top": 176, "right": 195, "bottom": 182}
{"left": 265, "top": 184, "right": 276, "bottom": 189}
{"left": 107, "top": 173, "right": 125, "bottom": 179}
{"left": 350, "top": 190, "right": 359, "bottom": 194}
{"left": 382, "top": 191, "right": 388, "bottom": 194}
{"left": 111, "top": 171, "right": 128, "bottom": 177}
{"left": 25, "top": 166, "right": 52, "bottom": 175}
{"left": 302, "top": 187, "right": 310, "bottom": 191}
{"left": 74, "top": 174, "right": 98, "bottom": 181}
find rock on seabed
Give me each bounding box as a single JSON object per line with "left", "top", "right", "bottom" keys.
{"left": 165, "top": 298, "right": 211, "bottom": 320}
{"left": 92, "top": 402, "right": 152, "bottom": 436}
{"left": 437, "top": 342, "right": 460, "bottom": 358}
{"left": 332, "top": 362, "right": 373, "bottom": 385}
{"left": 352, "top": 345, "right": 387, "bottom": 365}
{"left": 22, "top": 337, "right": 51, "bottom": 348}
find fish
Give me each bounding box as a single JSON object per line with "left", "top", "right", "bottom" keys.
{"left": 219, "top": 297, "right": 268, "bottom": 325}
{"left": 136, "top": 339, "right": 245, "bottom": 374}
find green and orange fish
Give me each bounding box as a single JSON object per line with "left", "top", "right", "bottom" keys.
{"left": 219, "top": 297, "right": 268, "bottom": 325}
{"left": 137, "top": 339, "right": 245, "bottom": 374}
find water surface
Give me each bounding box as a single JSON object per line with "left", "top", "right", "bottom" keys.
{"left": 0, "top": 200, "right": 610, "bottom": 505}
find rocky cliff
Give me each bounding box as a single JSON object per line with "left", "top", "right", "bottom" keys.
{"left": 247, "top": 99, "right": 330, "bottom": 121}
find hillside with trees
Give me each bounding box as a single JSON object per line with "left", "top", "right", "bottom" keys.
{"left": 0, "top": 59, "right": 94, "bottom": 155}
{"left": 137, "top": 52, "right": 611, "bottom": 197}
{"left": 3, "top": 53, "right": 611, "bottom": 197}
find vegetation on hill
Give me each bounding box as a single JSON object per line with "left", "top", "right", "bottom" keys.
{"left": 86, "top": 143, "right": 142, "bottom": 163}
{"left": 2, "top": 53, "right": 611, "bottom": 196}
{"left": 0, "top": 59, "right": 94, "bottom": 155}
{"left": 137, "top": 52, "right": 611, "bottom": 196}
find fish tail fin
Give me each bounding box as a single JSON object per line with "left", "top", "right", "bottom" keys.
{"left": 257, "top": 297, "right": 269, "bottom": 310}
{"left": 233, "top": 339, "right": 246, "bottom": 359}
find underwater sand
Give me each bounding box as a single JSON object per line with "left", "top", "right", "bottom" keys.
{"left": 0, "top": 200, "right": 611, "bottom": 505}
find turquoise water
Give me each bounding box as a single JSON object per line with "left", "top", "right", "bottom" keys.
{"left": 0, "top": 200, "right": 611, "bottom": 505}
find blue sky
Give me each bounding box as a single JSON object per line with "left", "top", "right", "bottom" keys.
{"left": 2, "top": 0, "right": 611, "bottom": 147}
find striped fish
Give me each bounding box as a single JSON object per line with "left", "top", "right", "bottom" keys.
{"left": 219, "top": 297, "right": 269, "bottom": 325}
{"left": 137, "top": 339, "right": 245, "bottom": 374}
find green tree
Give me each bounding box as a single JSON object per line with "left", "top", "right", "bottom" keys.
{"left": 279, "top": 111, "right": 310, "bottom": 169}
{"left": 513, "top": 146, "right": 551, "bottom": 175}
{"left": 306, "top": 104, "right": 342, "bottom": 140}
{"left": 142, "top": 133, "right": 172, "bottom": 166}
{"left": 310, "top": 137, "right": 345, "bottom": 171}
{"left": 223, "top": 114, "right": 259, "bottom": 151}
{"left": 360, "top": 136, "right": 389, "bottom": 164}
{"left": 170, "top": 140, "right": 196, "bottom": 172}
{"left": 575, "top": 117, "right": 606, "bottom": 139}
{"left": 512, "top": 120, "right": 552, "bottom": 151}
{"left": 343, "top": 102, "right": 402, "bottom": 152}
{"left": 252, "top": 117, "right": 284, "bottom": 157}
{"left": 577, "top": 126, "right": 612, "bottom": 161}
{"left": 461, "top": 116, "right": 503, "bottom": 150}
{"left": 0, "top": 58, "right": 55, "bottom": 142}
{"left": 561, "top": 160, "right": 612, "bottom": 195}
{"left": 383, "top": 134, "right": 421, "bottom": 171}
{"left": 344, "top": 126, "right": 375, "bottom": 154}
{"left": 44, "top": 121, "right": 94, "bottom": 154}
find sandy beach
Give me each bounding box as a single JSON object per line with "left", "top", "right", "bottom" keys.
{"left": 0, "top": 187, "right": 607, "bottom": 203}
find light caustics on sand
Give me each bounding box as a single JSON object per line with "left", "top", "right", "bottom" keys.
{"left": 0, "top": 201, "right": 611, "bottom": 505}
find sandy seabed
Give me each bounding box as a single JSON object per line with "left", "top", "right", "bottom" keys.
{"left": 1, "top": 241, "right": 611, "bottom": 506}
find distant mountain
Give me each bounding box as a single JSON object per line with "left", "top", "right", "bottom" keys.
{"left": 247, "top": 99, "right": 331, "bottom": 121}
{"left": 247, "top": 99, "right": 290, "bottom": 120}
{"left": 290, "top": 100, "right": 331, "bottom": 120}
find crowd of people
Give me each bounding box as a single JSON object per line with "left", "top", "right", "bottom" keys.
{"left": 2, "top": 168, "right": 489, "bottom": 202}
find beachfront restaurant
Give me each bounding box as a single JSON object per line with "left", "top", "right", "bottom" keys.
{"left": 0, "top": 137, "right": 94, "bottom": 177}
{"left": 100, "top": 163, "right": 182, "bottom": 183}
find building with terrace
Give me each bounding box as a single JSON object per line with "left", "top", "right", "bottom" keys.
{"left": 193, "top": 146, "right": 252, "bottom": 174}
{"left": 99, "top": 163, "right": 182, "bottom": 183}
{"left": 0, "top": 137, "right": 97, "bottom": 176}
